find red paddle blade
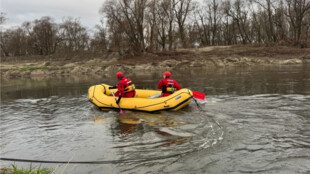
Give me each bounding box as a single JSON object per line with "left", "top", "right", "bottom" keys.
{"left": 193, "top": 91, "right": 205, "bottom": 100}
{"left": 120, "top": 109, "right": 125, "bottom": 115}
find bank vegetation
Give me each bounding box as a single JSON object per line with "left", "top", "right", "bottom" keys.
{"left": 1, "top": 0, "right": 310, "bottom": 60}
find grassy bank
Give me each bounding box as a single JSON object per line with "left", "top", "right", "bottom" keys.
{"left": 1, "top": 45, "right": 309, "bottom": 80}
{"left": 11, "top": 67, "right": 50, "bottom": 71}
{"left": 0, "top": 164, "right": 53, "bottom": 174}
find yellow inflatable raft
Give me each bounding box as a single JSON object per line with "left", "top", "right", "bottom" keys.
{"left": 88, "top": 84, "right": 193, "bottom": 112}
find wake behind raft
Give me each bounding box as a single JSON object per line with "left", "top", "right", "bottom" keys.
{"left": 88, "top": 84, "right": 193, "bottom": 113}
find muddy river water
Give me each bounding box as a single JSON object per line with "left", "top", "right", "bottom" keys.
{"left": 1, "top": 65, "right": 310, "bottom": 173}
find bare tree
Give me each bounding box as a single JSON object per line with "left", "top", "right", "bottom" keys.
{"left": 0, "top": 12, "right": 8, "bottom": 57}
{"left": 3, "top": 0, "right": 310, "bottom": 58}
{"left": 224, "top": 0, "right": 251, "bottom": 44}
{"left": 0, "top": 31, "right": 10, "bottom": 57}
{"left": 208, "top": 0, "right": 222, "bottom": 45}
{"left": 0, "top": 28, "right": 29, "bottom": 57}
{"left": 0, "top": 12, "right": 7, "bottom": 25}
{"left": 90, "top": 20, "right": 108, "bottom": 53}
{"left": 165, "top": 0, "right": 177, "bottom": 50}
{"left": 193, "top": 3, "right": 211, "bottom": 46}
{"left": 252, "top": 0, "right": 278, "bottom": 42}
{"left": 284, "top": 0, "right": 310, "bottom": 42}
{"left": 175, "top": 0, "right": 192, "bottom": 48}
{"left": 31, "top": 16, "right": 59, "bottom": 55}
{"left": 273, "top": 1, "right": 288, "bottom": 41}
{"left": 156, "top": 0, "right": 169, "bottom": 50}
{"left": 102, "top": 0, "right": 148, "bottom": 54}
{"left": 59, "top": 17, "right": 89, "bottom": 53}
{"left": 145, "top": 0, "right": 158, "bottom": 51}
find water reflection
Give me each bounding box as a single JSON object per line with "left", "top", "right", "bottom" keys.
{"left": 91, "top": 117, "right": 107, "bottom": 125}
{"left": 2, "top": 65, "right": 309, "bottom": 101}
{"left": 111, "top": 112, "right": 192, "bottom": 147}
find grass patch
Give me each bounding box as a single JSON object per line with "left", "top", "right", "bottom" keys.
{"left": 0, "top": 164, "right": 53, "bottom": 174}
{"left": 11, "top": 67, "right": 50, "bottom": 71}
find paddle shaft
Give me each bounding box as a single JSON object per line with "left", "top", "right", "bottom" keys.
{"left": 192, "top": 97, "right": 205, "bottom": 112}
{"left": 110, "top": 90, "right": 125, "bottom": 114}
{"left": 192, "top": 97, "right": 221, "bottom": 128}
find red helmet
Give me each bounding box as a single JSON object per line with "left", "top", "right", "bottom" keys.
{"left": 116, "top": 72, "right": 123, "bottom": 78}
{"left": 163, "top": 71, "right": 171, "bottom": 78}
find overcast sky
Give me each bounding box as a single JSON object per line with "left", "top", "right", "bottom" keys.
{"left": 1, "top": 0, "right": 105, "bottom": 30}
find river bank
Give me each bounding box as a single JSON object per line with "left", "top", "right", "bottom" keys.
{"left": 1, "top": 45, "right": 309, "bottom": 80}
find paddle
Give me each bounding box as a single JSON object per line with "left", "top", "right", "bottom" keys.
{"left": 193, "top": 91, "right": 205, "bottom": 100}
{"left": 110, "top": 90, "right": 125, "bottom": 115}
{"left": 192, "top": 97, "right": 205, "bottom": 112}
{"left": 192, "top": 97, "right": 222, "bottom": 129}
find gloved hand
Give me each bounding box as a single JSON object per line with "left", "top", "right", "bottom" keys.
{"left": 116, "top": 96, "right": 122, "bottom": 104}
{"left": 109, "top": 86, "right": 116, "bottom": 89}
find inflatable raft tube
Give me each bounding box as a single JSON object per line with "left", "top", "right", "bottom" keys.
{"left": 88, "top": 84, "right": 193, "bottom": 113}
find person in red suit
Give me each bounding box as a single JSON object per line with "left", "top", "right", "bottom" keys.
{"left": 109, "top": 72, "right": 136, "bottom": 104}
{"left": 158, "top": 71, "right": 181, "bottom": 97}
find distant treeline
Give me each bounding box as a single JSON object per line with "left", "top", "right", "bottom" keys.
{"left": 1, "top": 0, "right": 310, "bottom": 57}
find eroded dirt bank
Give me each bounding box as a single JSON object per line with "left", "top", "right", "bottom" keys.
{"left": 1, "top": 46, "right": 310, "bottom": 80}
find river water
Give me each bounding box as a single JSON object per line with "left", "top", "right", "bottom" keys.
{"left": 1, "top": 65, "right": 310, "bottom": 173}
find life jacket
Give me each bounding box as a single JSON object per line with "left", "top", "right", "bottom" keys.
{"left": 162, "top": 79, "right": 177, "bottom": 94}
{"left": 122, "top": 77, "right": 136, "bottom": 93}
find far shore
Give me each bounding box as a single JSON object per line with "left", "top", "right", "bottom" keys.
{"left": 1, "top": 45, "right": 309, "bottom": 80}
